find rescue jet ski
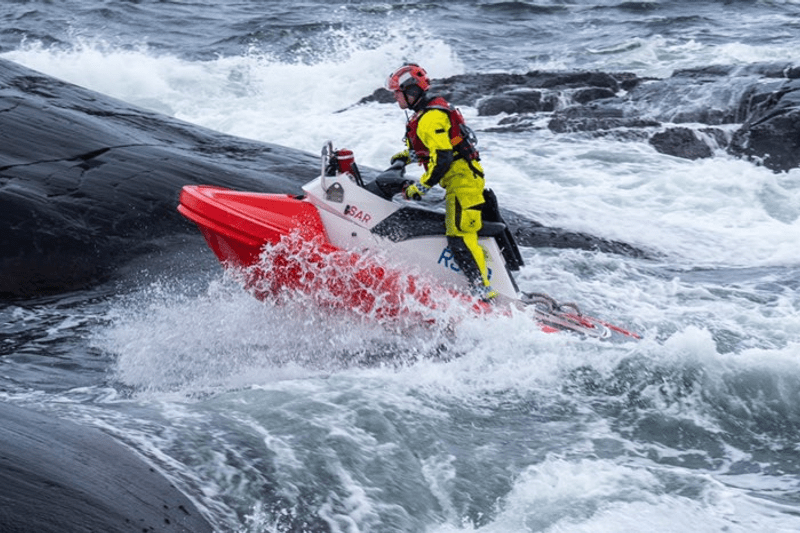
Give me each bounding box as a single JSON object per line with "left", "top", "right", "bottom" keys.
{"left": 178, "top": 143, "right": 640, "bottom": 340}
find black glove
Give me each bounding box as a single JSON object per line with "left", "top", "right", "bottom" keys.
{"left": 390, "top": 150, "right": 410, "bottom": 166}
{"left": 403, "top": 181, "right": 429, "bottom": 201}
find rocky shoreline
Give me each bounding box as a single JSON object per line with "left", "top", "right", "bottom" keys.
{"left": 361, "top": 62, "right": 800, "bottom": 172}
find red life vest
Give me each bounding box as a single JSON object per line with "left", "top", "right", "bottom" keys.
{"left": 405, "top": 96, "right": 481, "bottom": 170}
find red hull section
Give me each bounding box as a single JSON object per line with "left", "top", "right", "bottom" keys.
{"left": 178, "top": 185, "right": 328, "bottom": 267}
{"left": 178, "top": 185, "right": 450, "bottom": 320}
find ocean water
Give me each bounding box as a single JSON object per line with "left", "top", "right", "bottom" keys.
{"left": 2, "top": 1, "right": 800, "bottom": 531}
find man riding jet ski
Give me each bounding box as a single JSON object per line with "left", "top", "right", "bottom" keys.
{"left": 386, "top": 63, "right": 497, "bottom": 302}
{"left": 176, "top": 67, "right": 641, "bottom": 340}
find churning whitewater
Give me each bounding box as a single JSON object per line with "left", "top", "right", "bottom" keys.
{"left": 1, "top": 1, "right": 799, "bottom": 532}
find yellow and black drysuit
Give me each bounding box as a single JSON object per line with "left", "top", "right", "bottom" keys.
{"left": 397, "top": 96, "right": 492, "bottom": 294}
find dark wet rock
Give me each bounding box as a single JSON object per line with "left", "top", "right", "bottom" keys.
{"left": 549, "top": 114, "right": 660, "bottom": 134}
{"left": 649, "top": 127, "right": 713, "bottom": 160}
{"left": 670, "top": 64, "right": 740, "bottom": 79}
{"left": 477, "top": 89, "right": 557, "bottom": 116}
{"left": 547, "top": 102, "right": 660, "bottom": 133}
{"left": 477, "top": 95, "right": 520, "bottom": 116}
{"left": 0, "top": 402, "right": 214, "bottom": 533}
{"left": 572, "top": 87, "right": 617, "bottom": 104}
{"left": 504, "top": 212, "right": 649, "bottom": 259}
{"left": 354, "top": 87, "right": 395, "bottom": 107}
{"left": 728, "top": 78, "right": 800, "bottom": 172}
{"left": 525, "top": 70, "right": 633, "bottom": 91}
{"left": 699, "top": 127, "right": 730, "bottom": 149}
{"left": 484, "top": 115, "right": 544, "bottom": 134}
{"left": 466, "top": 70, "right": 641, "bottom": 115}
{"left": 0, "top": 59, "right": 318, "bottom": 298}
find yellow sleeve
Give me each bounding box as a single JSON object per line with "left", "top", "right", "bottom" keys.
{"left": 416, "top": 109, "right": 452, "bottom": 187}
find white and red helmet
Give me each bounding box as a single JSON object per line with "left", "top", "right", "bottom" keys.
{"left": 386, "top": 63, "right": 431, "bottom": 92}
